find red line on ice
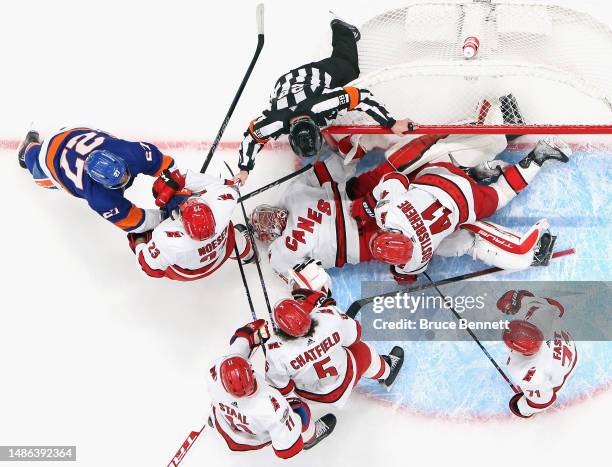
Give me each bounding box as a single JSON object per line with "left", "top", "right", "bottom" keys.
{"left": 2, "top": 139, "right": 611, "bottom": 153}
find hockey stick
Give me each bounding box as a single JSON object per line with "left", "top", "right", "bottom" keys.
{"left": 200, "top": 4, "right": 265, "bottom": 173}
{"left": 167, "top": 423, "right": 207, "bottom": 467}
{"left": 232, "top": 240, "right": 258, "bottom": 321}
{"left": 166, "top": 249, "right": 257, "bottom": 467}
{"left": 346, "top": 247, "right": 575, "bottom": 318}
{"left": 423, "top": 271, "right": 518, "bottom": 393}
{"left": 225, "top": 162, "right": 275, "bottom": 327}
{"left": 238, "top": 163, "right": 312, "bottom": 202}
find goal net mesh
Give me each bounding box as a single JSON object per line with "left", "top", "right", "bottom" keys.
{"left": 331, "top": 1, "right": 612, "bottom": 131}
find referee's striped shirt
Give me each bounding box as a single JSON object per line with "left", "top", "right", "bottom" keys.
{"left": 238, "top": 64, "right": 396, "bottom": 171}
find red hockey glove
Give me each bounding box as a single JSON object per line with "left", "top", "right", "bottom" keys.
{"left": 153, "top": 169, "right": 186, "bottom": 207}
{"left": 390, "top": 266, "right": 417, "bottom": 285}
{"left": 350, "top": 194, "right": 377, "bottom": 228}
{"left": 231, "top": 319, "right": 270, "bottom": 349}
{"left": 291, "top": 288, "right": 335, "bottom": 310}
{"left": 496, "top": 290, "right": 534, "bottom": 315}
{"left": 509, "top": 393, "right": 533, "bottom": 419}
{"left": 127, "top": 231, "right": 153, "bottom": 253}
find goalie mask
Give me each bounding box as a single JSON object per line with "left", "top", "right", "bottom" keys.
{"left": 250, "top": 205, "right": 288, "bottom": 242}
{"left": 289, "top": 116, "right": 323, "bottom": 158}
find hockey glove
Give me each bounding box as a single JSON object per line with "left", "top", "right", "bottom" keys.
{"left": 496, "top": 290, "right": 534, "bottom": 315}
{"left": 127, "top": 231, "right": 153, "bottom": 253}
{"left": 153, "top": 169, "right": 186, "bottom": 208}
{"left": 291, "top": 288, "right": 335, "bottom": 310}
{"left": 230, "top": 319, "right": 270, "bottom": 349}
{"left": 288, "top": 259, "right": 332, "bottom": 295}
{"left": 390, "top": 265, "right": 417, "bottom": 285}
{"left": 350, "top": 194, "right": 377, "bottom": 227}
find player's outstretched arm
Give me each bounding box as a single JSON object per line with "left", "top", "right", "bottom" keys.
{"left": 229, "top": 319, "right": 270, "bottom": 359}
{"left": 238, "top": 112, "right": 290, "bottom": 177}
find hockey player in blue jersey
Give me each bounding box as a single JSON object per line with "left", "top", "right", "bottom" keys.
{"left": 18, "top": 128, "right": 180, "bottom": 233}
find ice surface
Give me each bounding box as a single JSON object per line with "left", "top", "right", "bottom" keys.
{"left": 326, "top": 145, "right": 612, "bottom": 419}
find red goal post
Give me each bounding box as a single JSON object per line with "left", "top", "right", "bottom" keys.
{"left": 324, "top": 1, "right": 612, "bottom": 137}
{"left": 323, "top": 124, "right": 612, "bottom": 136}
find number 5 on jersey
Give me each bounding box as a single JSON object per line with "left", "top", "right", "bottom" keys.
{"left": 314, "top": 356, "right": 338, "bottom": 379}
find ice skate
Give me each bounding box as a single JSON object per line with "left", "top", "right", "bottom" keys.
{"left": 379, "top": 346, "right": 404, "bottom": 389}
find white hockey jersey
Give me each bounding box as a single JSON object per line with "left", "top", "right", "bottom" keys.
{"left": 505, "top": 295, "right": 577, "bottom": 416}
{"left": 265, "top": 304, "right": 361, "bottom": 408}
{"left": 206, "top": 356, "right": 305, "bottom": 458}
{"left": 268, "top": 158, "right": 360, "bottom": 276}
{"left": 135, "top": 171, "right": 238, "bottom": 281}
{"left": 372, "top": 164, "right": 478, "bottom": 275}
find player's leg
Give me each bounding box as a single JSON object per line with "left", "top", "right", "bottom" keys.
{"left": 347, "top": 340, "right": 404, "bottom": 388}
{"left": 346, "top": 132, "right": 506, "bottom": 200}
{"left": 286, "top": 398, "right": 316, "bottom": 444}
{"left": 17, "top": 130, "right": 41, "bottom": 169}
{"left": 346, "top": 134, "right": 447, "bottom": 200}
{"left": 310, "top": 19, "right": 360, "bottom": 88}
{"left": 485, "top": 136, "right": 572, "bottom": 213}
{"left": 437, "top": 220, "right": 554, "bottom": 270}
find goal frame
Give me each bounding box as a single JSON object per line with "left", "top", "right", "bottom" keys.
{"left": 325, "top": 0, "right": 612, "bottom": 136}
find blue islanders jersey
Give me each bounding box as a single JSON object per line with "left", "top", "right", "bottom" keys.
{"left": 25, "top": 127, "right": 174, "bottom": 232}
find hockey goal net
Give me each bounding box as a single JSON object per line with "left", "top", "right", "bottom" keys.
{"left": 325, "top": 0, "right": 612, "bottom": 136}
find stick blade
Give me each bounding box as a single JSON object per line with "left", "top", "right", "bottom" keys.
{"left": 346, "top": 300, "right": 365, "bottom": 319}
{"left": 256, "top": 3, "right": 264, "bottom": 34}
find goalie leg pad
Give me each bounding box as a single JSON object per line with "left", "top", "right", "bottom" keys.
{"left": 443, "top": 134, "right": 508, "bottom": 169}
{"left": 462, "top": 219, "right": 550, "bottom": 271}
{"left": 435, "top": 229, "right": 476, "bottom": 257}
{"left": 385, "top": 133, "right": 448, "bottom": 174}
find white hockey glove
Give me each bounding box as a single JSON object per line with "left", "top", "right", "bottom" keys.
{"left": 287, "top": 259, "right": 332, "bottom": 295}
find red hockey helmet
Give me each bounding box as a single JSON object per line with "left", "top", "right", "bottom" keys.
{"left": 502, "top": 320, "right": 544, "bottom": 356}
{"left": 273, "top": 299, "right": 312, "bottom": 337}
{"left": 369, "top": 230, "right": 414, "bottom": 265}
{"left": 180, "top": 198, "right": 216, "bottom": 241}
{"left": 219, "top": 356, "right": 257, "bottom": 397}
